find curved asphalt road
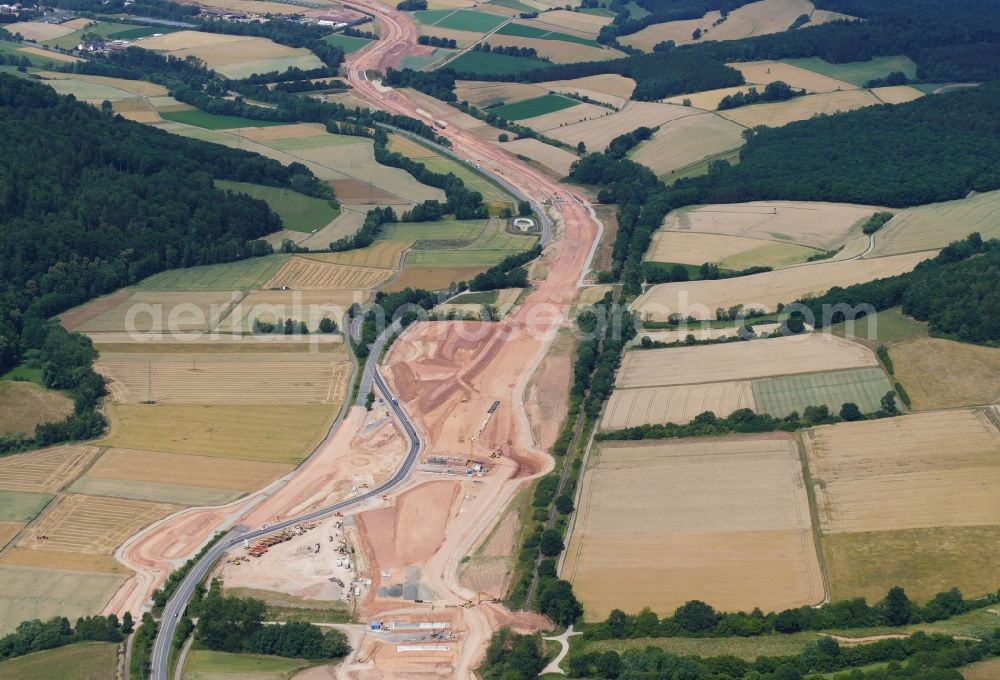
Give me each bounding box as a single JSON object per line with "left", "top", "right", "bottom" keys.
{"left": 150, "top": 352, "right": 421, "bottom": 680}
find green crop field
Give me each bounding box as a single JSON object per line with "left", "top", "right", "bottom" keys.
{"left": 752, "top": 366, "right": 893, "bottom": 417}
{"left": 0, "top": 40, "right": 63, "bottom": 68}
{"left": 496, "top": 22, "right": 599, "bottom": 46}
{"left": 488, "top": 0, "right": 537, "bottom": 13}
{"left": 0, "top": 490, "right": 53, "bottom": 522}
{"left": 182, "top": 649, "right": 313, "bottom": 679}
{"left": 405, "top": 249, "right": 522, "bottom": 267}
{"left": 323, "top": 33, "right": 372, "bottom": 54}
{"left": 159, "top": 110, "right": 287, "bottom": 130}
{"left": 830, "top": 307, "right": 928, "bottom": 347}
{"left": 381, "top": 219, "right": 486, "bottom": 241}
{"left": 0, "top": 642, "right": 118, "bottom": 680}
{"left": 0, "top": 566, "right": 128, "bottom": 636}
{"left": 784, "top": 55, "right": 918, "bottom": 87}
{"left": 215, "top": 180, "right": 340, "bottom": 233}
{"left": 446, "top": 50, "right": 551, "bottom": 75}
{"left": 136, "top": 255, "right": 289, "bottom": 291}
{"left": 415, "top": 9, "right": 507, "bottom": 32}
{"left": 449, "top": 290, "right": 499, "bottom": 304}
{"left": 491, "top": 93, "right": 579, "bottom": 120}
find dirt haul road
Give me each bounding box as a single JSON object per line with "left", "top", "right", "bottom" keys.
{"left": 342, "top": 4, "right": 600, "bottom": 675}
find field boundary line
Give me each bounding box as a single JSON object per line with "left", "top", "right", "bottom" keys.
{"left": 795, "top": 430, "right": 831, "bottom": 606}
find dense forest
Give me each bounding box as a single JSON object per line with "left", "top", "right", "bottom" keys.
{"left": 795, "top": 235, "right": 1000, "bottom": 344}
{"left": 673, "top": 81, "right": 1000, "bottom": 207}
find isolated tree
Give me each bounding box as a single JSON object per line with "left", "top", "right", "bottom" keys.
{"left": 498, "top": 133, "right": 509, "bottom": 142}
{"left": 318, "top": 317, "right": 336, "bottom": 333}
{"left": 577, "top": 141, "right": 587, "bottom": 154}
{"left": 518, "top": 200, "right": 532, "bottom": 217}
{"left": 840, "top": 402, "right": 863, "bottom": 421}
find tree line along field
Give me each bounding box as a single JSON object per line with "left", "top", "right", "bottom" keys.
{"left": 563, "top": 435, "right": 823, "bottom": 620}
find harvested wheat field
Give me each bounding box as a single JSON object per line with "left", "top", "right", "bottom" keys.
{"left": 630, "top": 113, "right": 746, "bottom": 177}
{"left": 137, "top": 30, "right": 323, "bottom": 78}
{"left": 622, "top": 0, "right": 845, "bottom": 51}
{"left": 869, "top": 189, "right": 1000, "bottom": 257}
{"left": 891, "top": 337, "right": 1000, "bottom": 410}
{"left": 601, "top": 381, "right": 755, "bottom": 429}
{"left": 263, "top": 256, "right": 394, "bottom": 290}
{"left": 225, "top": 288, "right": 369, "bottom": 321}
{"left": 664, "top": 86, "right": 757, "bottom": 111}
{"left": 563, "top": 436, "right": 823, "bottom": 619}
{"left": 101, "top": 403, "right": 335, "bottom": 464}
{"left": 0, "top": 381, "right": 73, "bottom": 437}
{"left": 385, "top": 266, "right": 490, "bottom": 292}
{"left": 67, "top": 290, "right": 240, "bottom": 333}
{"left": 663, "top": 201, "right": 882, "bottom": 250}
{"left": 616, "top": 334, "right": 878, "bottom": 388}
{"left": 719, "top": 89, "right": 884, "bottom": 128}
{"left": 729, "top": 60, "right": 856, "bottom": 92}
{"left": 97, "top": 354, "right": 351, "bottom": 405}
{"left": 541, "top": 74, "right": 636, "bottom": 108}
{"left": 501, "top": 138, "right": 579, "bottom": 176}
{"left": 0, "top": 565, "right": 127, "bottom": 635}
{"left": 872, "top": 85, "right": 924, "bottom": 104}
{"left": 17, "top": 493, "right": 179, "bottom": 556}
{"left": 805, "top": 409, "right": 1000, "bottom": 601}
{"left": 5, "top": 20, "right": 75, "bottom": 41}
{"left": 454, "top": 81, "right": 546, "bottom": 108}
{"left": 0, "top": 445, "right": 99, "bottom": 494}
{"left": 0, "top": 523, "right": 21, "bottom": 550}
{"left": 631, "top": 252, "right": 930, "bottom": 321}
{"left": 543, "top": 101, "right": 698, "bottom": 152}
{"left": 530, "top": 9, "right": 611, "bottom": 35}
{"left": 317, "top": 241, "right": 413, "bottom": 269}
{"left": 645, "top": 230, "right": 819, "bottom": 267}
{"left": 71, "top": 448, "right": 292, "bottom": 506}
{"left": 481, "top": 34, "right": 619, "bottom": 64}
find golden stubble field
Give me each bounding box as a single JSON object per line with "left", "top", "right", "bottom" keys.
{"left": 563, "top": 436, "right": 824, "bottom": 619}
{"left": 0, "top": 445, "right": 99, "bottom": 494}
{"left": 662, "top": 201, "right": 883, "bottom": 250}
{"left": 616, "top": 334, "right": 878, "bottom": 388}
{"left": 645, "top": 230, "right": 820, "bottom": 268}
{"left": 804, "top": 409, "right": 1000, "bottom": 601}
{"left": 601, "top": 380, "right": 756, "bottom": 429}
{"left": 622, "top": 0, "right": 846, "bottom": 51}
{"left": 870, "top": 189, "right": 1000, "bottom": 257}
{"left": 631, "top": 252, "right": 931, "bottom": 321}
{"left": 629, "top": 113, "right": 746, "bottom": 177}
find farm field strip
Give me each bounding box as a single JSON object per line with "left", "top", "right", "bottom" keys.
{"left": 100, "top": 403, "right": 336, "bottom": 464}
{"left": 601, "top": 380, "right": 756, "bottom": 429}
{"left": 805, "top": 409, "right": 1000, "bottom": 601}
{"left": 662, "top": 200, "right": 884, "bottom": 250}
{"left": 263, "top": 257, "right": 395, "bottom": 290}
{"left": 66, "top": 290, "right": 241, "bottom": 334}
{"left": 717, "top": 89, "right": 900, "bottom": 128}
{"left": 0, "top": 490, "right": 53, "bottom": 523}
{"left": 804, "top": 409, "right": 1000, "bottom": 534}
{"left": 890, "top": 337, "right": 1000, "bottom": 411}
{"left": 751, "top": 366, "right": 893, "bottom": 417}
{"left": 729, "top": 60, "right": 857, "bottom": 93}
{"left": 135, "top": 256, "right": 290, "bottom": 291}
{"left": 0, "top": 445, "right": 99, "bottom": 494}
{"left": 563, "top": 436, "right": 823, "bottom": 618}
{"left": 783, "top": 55, "right": 918, "bottom": 87}
{"left": 616, "top": 334, "right": 878, "bottom": 388}
{"left": 631, "top": 252, "right": 932, "bottom": 321}
{"left": 645, "top": 229, "right": 820, "bottom": 267}
{"left": 97, "top": 358, "right": 351, "bottom": 404}
{"left": 0, "top": 565, "right": 127, "bottom": 636}
{"left": 17, "top": 494, "right": 180, "bottom": 555}
{"left": 534, "top": 101, "right": 699, "bottom": 152}
{"left": 870, "top": 189, "right": 1000, "bottom": 257}
{"left": 630, "top": 112, "right": 747, "bottom": 178}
